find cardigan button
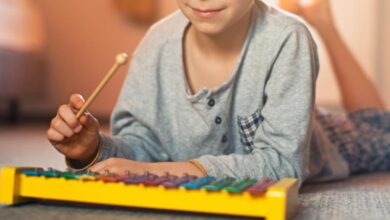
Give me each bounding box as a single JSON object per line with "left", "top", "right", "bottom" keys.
{"left": 215, "top": 116, "right": 222, "bottom": 124}
{"left": 208, "top": 99, "right": 215, "bottom": 107}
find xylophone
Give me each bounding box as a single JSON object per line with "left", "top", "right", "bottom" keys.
{"left": 0, "top": 167, "right": 299, "bottom": 220}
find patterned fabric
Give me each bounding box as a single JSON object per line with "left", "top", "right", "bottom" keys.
{"left": 316, "top": 108, "right": 390, "bottom": 174}
{"left": 237, "top": 109, "right": 263, "bottom": 152}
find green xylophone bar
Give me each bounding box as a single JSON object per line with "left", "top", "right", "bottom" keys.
{"left": 202, "top": 176, "right": 236, "bottom": 191}
{"left": 224, "top": 178, "right": 258, "bottom": 193}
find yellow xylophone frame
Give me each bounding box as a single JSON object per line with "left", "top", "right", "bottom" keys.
{"left": 0, "top": 167, "right": 299, "bottom": 220}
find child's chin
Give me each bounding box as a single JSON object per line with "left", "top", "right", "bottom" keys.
{"left": 192, "top": 23, "right": 225, "bottom": 36}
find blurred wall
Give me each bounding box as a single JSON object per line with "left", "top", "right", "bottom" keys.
{"left": 23, "top": 0, "right": 178, "bottom": 118}
{"left": 20, "top": 0, "right": 387, "bottom": 119}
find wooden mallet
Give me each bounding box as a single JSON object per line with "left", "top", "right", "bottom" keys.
{"left": 76, "top": 53, "right": 129, "bottom": 119}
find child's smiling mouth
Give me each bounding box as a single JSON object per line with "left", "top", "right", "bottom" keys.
{"left": 188, "top": 5, "right": 226, "bottom": 19}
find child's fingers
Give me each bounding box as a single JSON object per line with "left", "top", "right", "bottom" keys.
{"left": 69, "top": 94, "right": 85, "bottom": 111}
{"left": 50, "top": 116, "right": 75, "bottom": 138}
{"left": 79, "top": 113, "right": 89, "bottom": 125}
{"left": 47, "top": 127, "right": 65, "bottom": 142}
{"left": 79, "top": 112, "right": 99, "bottom": 131}
{"left": 57, "top": 104, "right": 81, "bottom": 130}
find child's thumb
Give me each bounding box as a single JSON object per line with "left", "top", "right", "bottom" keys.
{"left": 69, "top": 94, "right": 85, "bottom": 111}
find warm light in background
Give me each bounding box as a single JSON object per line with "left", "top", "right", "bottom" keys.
{"left": 113, "top": 0, "right": 158, "bottom": 25}
{"left": 0, "top": 0, "right": 45, "bottom": 52}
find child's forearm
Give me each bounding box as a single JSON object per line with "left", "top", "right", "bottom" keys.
{"left": 150, "top": 161, "right": 206, "bottom": 177}
{"left": 318, "top": 24, "right": 385, "bottom": 112}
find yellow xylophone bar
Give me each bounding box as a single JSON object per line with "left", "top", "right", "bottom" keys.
{"left": 0, "top": 167, "right": 299, "bottom": 220}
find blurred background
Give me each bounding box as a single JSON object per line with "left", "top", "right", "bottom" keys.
{"left": 0, "top": 0, "right": 389, "bottom": 169}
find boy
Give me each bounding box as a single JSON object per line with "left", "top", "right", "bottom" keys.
{"left": 47, "top": 0, "right": 347, "bottom": 183}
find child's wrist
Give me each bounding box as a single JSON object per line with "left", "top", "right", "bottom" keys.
{"left": 187, "top": 160, "right": 207, "bottom": 176}
{"left": 67, "top": 135, "right": 101, "bottom": 168}
{"left": 66, "top": 145, "right": 101, "bottom": 172}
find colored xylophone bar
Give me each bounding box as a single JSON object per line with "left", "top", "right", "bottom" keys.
{"left": 0, "top": 167, "right": 299, "bottom": 220}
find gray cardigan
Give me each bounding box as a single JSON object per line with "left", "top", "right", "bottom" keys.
{"left": 88, "top": 1, "right": 349, "bottom": 183}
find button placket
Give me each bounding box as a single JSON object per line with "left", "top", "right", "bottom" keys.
{"left": 209, "top": 99, "right": 223, "bottom": 125}
{"left": 205, "top": 96, "right": 230, "bottom": 147}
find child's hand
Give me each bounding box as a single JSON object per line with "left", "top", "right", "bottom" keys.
{"left": 89, "top": 158, "right": 205, "bottom": 177}
{"left": 47, "top": 94, "right": 100, "bottom": 163}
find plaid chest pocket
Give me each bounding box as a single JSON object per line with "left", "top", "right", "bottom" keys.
{"left": 237, "top": 109, "right": 263, "bottom": 152}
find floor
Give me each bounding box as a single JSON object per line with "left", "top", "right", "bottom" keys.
{"left": 1, "top": 124, "right": 390, "bottom": 220}
{"left": 0, "top": 124, "right": 66, "bottom": 170}
{"left": 0, "top": 123, "right": 109, "bottom": 170}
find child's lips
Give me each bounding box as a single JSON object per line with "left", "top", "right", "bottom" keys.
{"left": 190, "top": 7, "right": 225, "bottom": 19}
